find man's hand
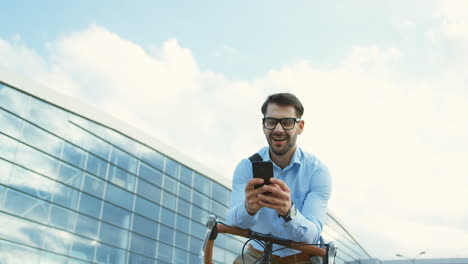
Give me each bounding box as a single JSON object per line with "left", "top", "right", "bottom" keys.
{"left": 257, "top": 178, "right": 292, "bottom": 216}
{"left": 244, "top": 178, "right": 267, "bottom": 215}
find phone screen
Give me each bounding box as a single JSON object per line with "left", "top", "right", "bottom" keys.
{"left": 252, "top": 161, "right": 274, "bottom": 190}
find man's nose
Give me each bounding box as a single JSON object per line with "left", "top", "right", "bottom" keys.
{"left": 272, "top": 122, "right": 285, "bottom": 132}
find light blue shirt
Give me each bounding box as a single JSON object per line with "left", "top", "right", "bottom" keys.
{"left": 226, "top": 147, "right": 332, "bottom": 257}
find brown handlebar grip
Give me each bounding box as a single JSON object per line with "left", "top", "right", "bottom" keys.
{"left": 204, "top": 239, "right": 215, "bottom": 264}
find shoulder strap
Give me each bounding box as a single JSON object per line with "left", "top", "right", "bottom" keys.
{"left": 248, "top": 153, "right": 262, "bottom": 163}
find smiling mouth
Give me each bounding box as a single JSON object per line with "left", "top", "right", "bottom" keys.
{"left": 272, "top": 136, "right": 287, "bottom": 142}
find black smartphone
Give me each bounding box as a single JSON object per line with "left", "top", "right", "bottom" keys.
{"left": 252, "top": 161, "right": 274, "bottom": 191}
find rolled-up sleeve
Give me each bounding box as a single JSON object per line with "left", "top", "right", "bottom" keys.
{"left": 226, "top": 159, "right": 259, "bottom": 228}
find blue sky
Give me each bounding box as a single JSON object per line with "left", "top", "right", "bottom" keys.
{"left": 1, "top": 0, "right": 468, "bottom": 260}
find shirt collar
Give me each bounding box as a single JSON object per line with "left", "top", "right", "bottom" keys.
{"left": 262, "top": 147, "right": 302, "bottom": 169}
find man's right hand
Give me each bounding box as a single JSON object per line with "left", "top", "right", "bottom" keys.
{"left": 244, "top": 178, "right": 266, "bottom": 215}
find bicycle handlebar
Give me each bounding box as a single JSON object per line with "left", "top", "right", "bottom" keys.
{"left": 201, "top": 215, "right": 336, "bottom": 264}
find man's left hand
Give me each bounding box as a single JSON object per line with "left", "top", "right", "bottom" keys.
{"left": 257, "top": 178, "right": 292, "bottom": 216}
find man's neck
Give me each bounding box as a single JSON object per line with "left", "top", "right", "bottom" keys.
{"left": 270, "top": 147, "right": 296, "bottom": 169}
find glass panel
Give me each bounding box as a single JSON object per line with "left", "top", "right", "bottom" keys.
{"left": 191, "top": 205, "right": 209, "bottom": 224}
{"left": 52, "top": 183, "right": 80, "bottom": 210}
{"left": 82, "top": 173, "right": 105, "bottom": 198}
{"left": 163, "top": 174, "right": 177, "bottom": 194}
{"left": 75, "top": 213, "right": 99, "bottom": 240}
{"left": 70, "top": 235, "right": 96, "bottom": 262}
{"left": 139, "top": 145, "right": 164, "bottom": 171}
{"left": 62, "top": 142, "right": 86, "bottom": 168}
{"left": 128, "top": 253, "right": 155, "bottom": 264}
{"left": 0, "top": 239, "right": 40, "bottom": 263}
{"left": 0, "top": 133, "right": 17, "bottom": 162}
{"left": 134, "top": 196, "right": 159, "bottom": 220}
{"left": 68, "top": 123, "right": 110, "bottom": 161}
{"left": 179, "top": 165, "right": 193, "bottom": 186}
{"left": 15, "top": 143, "right": 60, "bottom": 179}
{"left": 95, "top": 243, "right": 126, "bottom": 264}
{"left": 99, "top": 221, "right": 129, "bottom": 249}
{"left": 38, "top": 228, "right": 72, "bottom": 255}
{"left": 211, "top": 201, "right": 228, "bottom": 221}
{"left": 21, "top": 122, "right": 63, "bottom": 157}
{"left": 0, "top": 108, "right": 22, "bottom": 138}
{"left": 175, "top": 231, "right": 189, "bottom": 251}
{"left": 129, "top": 232, "right": 157, "bottom": 258}
{"left": 138, "top": 163, "right": 162, "bottom": 187}
{"left": 162, "top": 191, "right": 176, "bottom": 209}
{"left": 110, "top": 147, "right": 137, "bottom": 174}
{"left": 102, "top": 202, "right": 131, "bottom": 229}
{"left": 160, "top": 207, "right": 175, "bottom": 226}
{"left": 157, "top": 242, "right": 173, "bottom": 263}
{"left": 193, "top": 172, "right": 211, "bottom": 194}
{"left": 132, "top": 214, "right": 158, "bottom": 238}
{"left": 190, "top": 221, "right": 206, "bottom": 239}
{"left": 0, "top": 84, "right": 29, "bottom": 117}
{"left": 177, "top": 182, "right": 191, "bottom": 201}
{"left": 108, "top": 165, "right": 136, "bottom": 192}
{"left": 78, "top": 192, "right": 102, "bottom": 217}
{"left": 175, "top": 214, "right": 190, "bottom": 233}
{"left": 192, "top": 191, "right": 210, "bottom": 211}
{"left": 92, "top": 125, "right": 140, "bottom": 156}
{"left": 86, "top": 154, "right": 108, "bottom": 179}
{"left": 49, "top": 204, "right": 76, "bottom": 231}
{"left": 8, "top": 165, "right": 56, "bottom": 201}
{"left": 3, "top": 188, "right": 50, "bottom": 224}
{"left": 177, "top": 198, "right": 191, "bottom": 218}
{"left": 105, "top": 183, "right": 134, "bottom": 210}
{"left": 212, "top": 182, "right": 230, "bottom": 205}
{"left": 174, "top": 247, "right": 188, "bottom": 264}
{"left": 136, "top": 178, "right": 161, "bottom": 203}
{"left": 57, "top": 162, "right": 83, "bottom": 188}
{"left": 0, "top": 212, "right": 43, "bottom": 248}
{"left": 189, "top": 237, "right": 202, "bottom": 254}
{"left": 164, "top": 158, "right": 179, "bottom": 178}
{"left": 27, "top": 96, "right": 69, "bottom": 137}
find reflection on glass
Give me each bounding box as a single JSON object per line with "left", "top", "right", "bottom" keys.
{"left": 68, "top": 123, "right": 110, "bottom": 161}
{"left": 162, "top": 191, "right": 176, "bottom": 209}
{"left": 189, "top": 237, "right": 202, "bottom": 254}
{"left": 105, "top": 183, "right": 133, "bottom": 209}
{"left": 177, "top": 182, "right": 191, "bottom": 201}
{"left": 128, "top": 253, "right": 154, "bottom": 264}
{"left": 175, "top": 214, "right": 190, "bottom": 234}
{"left": 136, "top": 178, "right": 161, "bottom": 203}
{"left": 163, "top": 174, "right": 177, "bottom": 194}
{"left": 49, "top": 204, "right": 76, "bottom": 231}
{"left": 190, "top": 221, "right": 206, "bottom": 240}
{"left": 75, "top": 213, "right": 99, "bottom": 240}
{"left": 102, "top": 202, "right": 131, "bottom": 229}
{"left": 3, "top": 188, "right": 50, "bottom": 224}
{"left": 130, "top": 233, "right": 157, "bottom": 258}
{"left": 69, "top": 235, "right": 96, "bottom": 261}
{"left": 139, "top": 146, "right": 164, "bottom": 171}
{"left": 175, "top": 231, "right": 189, "bottom": 250}
{"left": 108, "top": 165, "right": 136, "bottom": 192}
{"left": 132, "top": 214, "right": 158, "bottom": 238}
{"left": 160, "top": 207, "right": 175, "bottom": 226}
{"left": 191, "top": 205, "right": 209, "bottom": 224}
{"left": 193, "top": 172, "right": 211, "bottom": 194}
{"left": 134, "top": 196, "right": 159, "bottom": 220}
{"left": 95, "top": 243, "right": 126, "bottom": 264}
{"left": 8, "top": 165, "right": 56, "bottom": 201}
{"left": 192, "top": 191, "right": 210, "bottom": 211}
{"left": 15, "top": 143, "right": 59, "bottom": 180}
{"left": 177, "top": 198, "right": 191, "bottom": 218}
{"left": 52, "top": 184, "right": 80, "bottom": 210}
{"left": 212, "top": 182, "right": 230, "bottom": 205}
{"left": 79, "top": 192, "right": 102, "bottom": 217}
{"left": 82, "top": 173, "right": 105, "bottom": 198}
{"left": 0, "top": 108, "right": 23, "bottom": 138}
{"left": 86, "top": 154, "right": 108, "bottom": 179}
{"left": 0, "top": 133, "right": 19, "bottom": 162}
{"left": 179, "top": 165, "right": 193, "bottom": 187}
{"left": 62, "top": 142, "right": 86, "bottom": 168}
{"left": 0, "top": 84, "right": 29, "bottom": 117}
{"left": 57, "top": 162, "right": 83, "bottom": 189}
{"left": 157, "top": 242, "right": 173, "bottom": 263}
{"left": 138, "top": 163, "right": 163, "bottom": 187}
{"left": 174, "top": 247, "right": 188, "bottom": 264}
{"left": 99, "top": 222, "right": 129, "bottom": 249}
{"left": 27, "top": 96, "right": 69, "bottom": 137}
{"left": 164, "top": 158, "right": 179, "bottom": 178}
{"left": 0, "top": 239, "right": 41, "bottom": 263}
{"left": 21, "top": 122, "right": 63, "bottom": 157}
{"left": 110, "top": 147, "right": 137, "bottom": 174}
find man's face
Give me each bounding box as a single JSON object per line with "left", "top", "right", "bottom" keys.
{"left": 263, "top": 103, "right": 304, "bottom": 157}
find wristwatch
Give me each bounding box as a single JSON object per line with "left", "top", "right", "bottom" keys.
{"left": 281, "top": 203, "right": 297, "bottom": 222}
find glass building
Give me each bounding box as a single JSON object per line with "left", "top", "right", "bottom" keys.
{"left": 0, "top": 66, "right": 372, "bottom": 263}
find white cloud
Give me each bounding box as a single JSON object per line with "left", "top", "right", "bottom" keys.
{"left": 1, "top": 24, "right": 468, "bottom": 259}
{"left": 436, "top": 0, "right": 468, "bottom": 39}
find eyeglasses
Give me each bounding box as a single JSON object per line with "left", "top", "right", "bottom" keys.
{"left": 262, "top": 117, "right": 301, "bottom": 130}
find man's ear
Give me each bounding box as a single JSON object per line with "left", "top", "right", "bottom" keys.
{"left": 297, "top": 120, "right": 305, "bottom": 135}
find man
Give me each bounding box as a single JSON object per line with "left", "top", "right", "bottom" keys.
{"left": 226, "top": 93, "right": 332, "bottom": 264}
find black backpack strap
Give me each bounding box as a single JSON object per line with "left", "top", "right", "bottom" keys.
{"left": 248, "top": 153, "right": 262, "bottom": 163}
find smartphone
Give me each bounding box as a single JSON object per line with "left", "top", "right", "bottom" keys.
{"left": 252, "top": 161, "right": 274, "bottom": 192}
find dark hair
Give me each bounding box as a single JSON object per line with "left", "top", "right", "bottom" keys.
{"left": 261, "top": 93, "right": 304, "bottom": 118}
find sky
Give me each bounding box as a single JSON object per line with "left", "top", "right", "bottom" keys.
{"left": 1, "top": 0, "right": 468, "bottom": 260}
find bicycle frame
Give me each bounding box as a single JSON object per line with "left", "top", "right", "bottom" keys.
{"left": 201, "top": 215, "right": 337, "bottom": 264}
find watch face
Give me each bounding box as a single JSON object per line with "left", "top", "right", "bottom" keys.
{"left": 290, "top": 205, "right": 297, "bottom": 219}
